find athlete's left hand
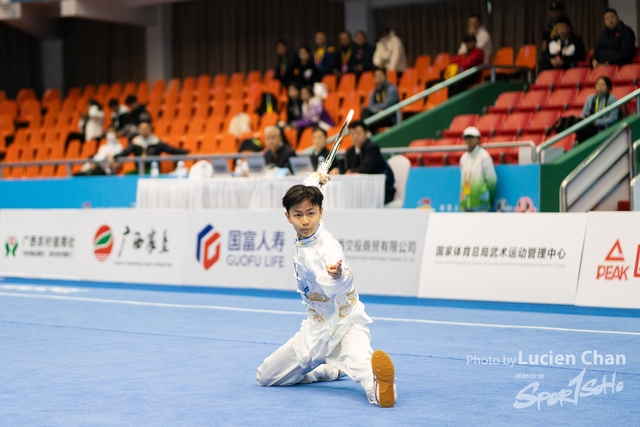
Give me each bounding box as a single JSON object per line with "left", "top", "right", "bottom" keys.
{"left": 326, "top": 260, "right": 343, "bottom": 279}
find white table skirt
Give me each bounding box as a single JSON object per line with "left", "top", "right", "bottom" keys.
{"left": 136, "top": 175, "right": 386, "bottom": 209}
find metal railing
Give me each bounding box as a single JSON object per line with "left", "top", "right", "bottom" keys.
{"left": 537, "top": 87, "right": 640, "bottom": 162}
{"left": 381, "top": 140, "right": 537, "bottom": 163}
{"left": 559, "top": 123, "right": 633, "bottom": 212}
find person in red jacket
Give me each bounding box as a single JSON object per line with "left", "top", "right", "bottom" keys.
{"left": 449, "top": 35, "right": 484, "bottom": 96}
{"left": 450, "top": 35, "right": 484, "bottom": 71}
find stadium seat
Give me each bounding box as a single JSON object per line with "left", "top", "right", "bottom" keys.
{"left": 425, "top": 88, "right": 448, "bottom": 110}
{"left": 517, "top": 133, "right": 545, "bottom": 146}
{"left": 419, "top": 66, "right": 441, "bottom": 87}
{"left": 557, "top": 67, "right": 590, "bottom": 88}
{"left": 611, "top": 85, "right": 635, "bottom": 101}
{"left": 571, "top": 87, "right": 596, "bottom": 109}
{"left": 525, "top": 110, "right": 561, "bottom": 135}
{"left": 322, "top": 74, "right": 337, "bottom": 93}
{"left": 356, "top": 71, "right": 374, "bottom": 103}
{"left": 475, "top": 113, "right": 506, "bottom": 136}
{"left": 297, "top": 127, "right": 314, "bottom": 150}
{"left": 515, "top": 45, "right": 537, "bottom": 70}
{"left": 199, "top": 134, "right": 217, "bottom": 154}
{"left": 586, "top": 65, "right": 619, "bottom": 85}
{"left": 442, "top": 114, "right": 479, "bottom": 138}
{"left": 324, "top": 93, "right": 340, "bottom": 123}
{"left": 212, "top": 73, "right": 227, "bottom": 89}
{"left": 400, "top": 86, "right": 425, "bottom": 114}
{"left": 414, "top": 55, "right": 432, "bottom": 72}
{"left": 484, "top": 135, "right": 517, "bottom": 164}
{"left": 337, "top": 73, "right": 356, "bottom": 98}
{"left": 218, "top": 134, "right": 237, "bottom": 153}
{"left": 514, "top": 90, "right": 549, "bottom": 112}
{"left": 529, "top": 69, "right": 563, "bottom": 91}
{"left": 262, "top": 69, "right": 275, "bottom": 85}
{"left": 246, "top": 70, "right": 262, "bottom": 86}
{"left": 0, "top": 100, "right": 18, "bottom": 119}
{"left": 398, "top": 68, "right": 418, "bottom": 99}
{"left": 17, "top": 88, "right": 36, "bottom": 106}
{"left": 578, "top": 48, "right": 594, "bottom": 67}
{"left": 545, "top": 133, "right": 576, "bottom": 151}
{"left": 404, "top": 139, "right": 434, "bottom": 166}
{"left": 492, "top": 47, "right": 515, "bottom": 74}
{"left": 495, "top": 112, "right": 532, "bottom": 136}
{"left": 562, "top": 109, "right": 582, "bottom": 118}
{"left": 488, "top": 91, "right": 523, "bottom": 114}
{"left": 386, "top": 70, "right": 398, "bottom": 86}
{"left": 432, "top": 53, "right": 450, "bottom": 72}
{"left": 421, "top": 138, "right": 459, "bottom": 166}
{"left": 614, "top": 64, "right": 640, "bottom": 86}
{"left": 542, "top": 88, "right": 577, "bottom": 111}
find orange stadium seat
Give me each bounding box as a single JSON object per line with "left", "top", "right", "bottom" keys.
{"left": 337, "top": 73, "right": 356, "bottom": 98}
{"left": 424, "top": 88, "right": 448, "bottom": 110}
{"left": 398, "top": 68, "right": 418, "bottom": 99}
{"left": 414, "top": 55, "right": 431, "bottom": 72}
{"left": 218, "top": 134, "right": 237, "bottom": 153}
{"left": 432, "top": 53, "right": 450, "bottom": 72}
{"left": 322, "top": 74, "right": 337, "bottom": 93}
{"left": 16, "top": 88, "right": 36, "bottom": 106}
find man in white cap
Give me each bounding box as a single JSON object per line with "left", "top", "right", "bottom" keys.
{"left": 459, "top": 126, "right": 497, "bottom": 212}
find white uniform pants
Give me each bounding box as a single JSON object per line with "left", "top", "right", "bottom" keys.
{"left": 257, "top": 322, "right": 376, "bottom": 404}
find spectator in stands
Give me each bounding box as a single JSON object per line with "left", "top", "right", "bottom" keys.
{"left": 459, "top": 126, "right": 497, "bottom": 212}
{"left": 119, "top": 95, "right": 151, "bottom": 138}
{"left": 255, "top": 91, "right": 279, "bottom": 117}
{"left": 107, "top": 98, "right": 129, "bottom": 132}
{"left": 114, "top": 121, "right": 188, "bottom": 173}
{"left": 264, "top": 125, "right": 296, "bottom": 173}
{"left": 331, "top": 120, "right": 395, "bottom": 204}
{"left": 373, "top": 26, "right": 407, "bottom": 73}
{"left": 448, "top": 35, "right": 484, "bottom": 96}
{"left": 576, "top": 76, "right": 619, "bottom": 142}
{"left": 592, "top": 8, "right": 636, "bottom": 67}
{"left": 338, "top": 31, "right": 357, "bottom": 76}
{"left": 76, "top": 126, "right": 123, "bottom": 176}
{"left": 314, "top": 31, "right": 339, "bottom": 77}
{"left": 275, "top": 39, "right": 295, "bottom": 84}
{"left": 286, "top": 46, "right": 321, "bottom": 87}
{"left": 292, "top": 85, "right": 335, "bottom": 138}
{"left": 361, "top": 67, "right": 399, "bottom": 133}
{"left": 353, "top": 30, "right": 375, "bottom": 76}
{"left": 281, "top": 83, "right": 303, "bottom": 126}
{"left": 542, "top": 2, "right": 566, "bottom": 53}
{"left": 538, "top": 16, "right": 585, "bottom": 71}
{"left": 457, "top": 14, "right": 492, "bottom": 66}
{"left": 65, "top": 98, "right": 104, "bottom": 149}
{"left": 309, "top": 126, "right": 331, "bottom": 170}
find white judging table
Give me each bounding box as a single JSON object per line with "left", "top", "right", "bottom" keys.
{"left": 136, "top": 175, "right": 386, "bottom": 209}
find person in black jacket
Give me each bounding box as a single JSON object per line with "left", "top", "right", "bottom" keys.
{"left": 119, "top": 95, "right": 152, "bottom": 139}
{"left": 592, "top": 8, "right": 636, "bottom": 67}
{"left": 353, "top": 30, "right": 375, "bottom": 77}
{"left": 114, "top": 122, "right": 188, "bottom": 173}
{"left": 264, "top": 125, "right": 296, "bottom": 173}
{"left": 275, "top": 39, "right": 295, "bottom": 84}
{"left": 538, "top": 16, "right": 585, "bottom": 71}
{"left": 309, "top": 127, "right": 331, "bottom": 170}
{"left": 285, "top": 46, "right": 322, "bottom": 88}
{"left": 330, "top": 120, "right": 395, "bottom": 204}
{"left": 337, "top": 31, "right": 357, "bottom": 76}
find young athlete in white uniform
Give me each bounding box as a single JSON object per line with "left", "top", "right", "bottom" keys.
{"left": 256, "top": 178, "right": 396, "bottom": 407}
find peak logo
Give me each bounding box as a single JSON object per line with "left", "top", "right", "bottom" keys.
{"left": 596, "top": 239, "right": 640, "bottom": 281}
{"left": 197, "top": 225, "right": 221, "bottom": 270}
{"left": 5, "top": 236, "right": 18, "bottom": 257}
{"left": 94, "top": 225, "right": 114, "bottom": 262}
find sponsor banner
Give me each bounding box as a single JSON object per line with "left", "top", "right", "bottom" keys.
{"left": 181, "top": 210, "right": 429, "bottom": 295}
{"left": 403, "top": 165, "right": 540, "bottom": 213}
{"left": 575, "top": 212, "right": 640, "bottom": 308}
{"left": 0, "top": 209, "right": 187, "bottom": 284}
{"left": 417, "top": 213, "right": 587, "bottom": 304}
{"left": 0, "top": 210, "right": 81, "bottom": 279}
{"left": 182, "top": 210, "right": 297, "bottom": 290}
{"left": 324, "top": 210, "right": 429, "bottom": 296}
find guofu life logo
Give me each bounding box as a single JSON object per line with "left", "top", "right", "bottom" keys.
{"left": 197, "top": 224, "right": 221, "bottom": 270}
{"left": 5, "top": 236, "right": 17, "bottom": 257}
{"left": 94, "top": 225, "right": 114, "bottom": 262}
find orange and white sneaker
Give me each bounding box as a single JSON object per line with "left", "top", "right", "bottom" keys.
{"left": 371, "top": 350, "right": 396, "bottom": 408}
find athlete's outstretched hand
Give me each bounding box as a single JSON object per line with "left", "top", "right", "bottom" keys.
{"left": 326, "top": 260, "right": 343, "bottom": 279}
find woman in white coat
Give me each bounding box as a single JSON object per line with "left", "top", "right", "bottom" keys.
{"left": 65, "top": 99, "right": 105, "bottom": 149}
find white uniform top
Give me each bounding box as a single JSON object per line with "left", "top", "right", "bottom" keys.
{"left": 292, "top": 221, "right": 372, "bottom": 361}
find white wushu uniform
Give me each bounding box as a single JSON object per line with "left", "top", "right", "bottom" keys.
{"left": 256, "top": 221, "right": 378, "bottom": 403}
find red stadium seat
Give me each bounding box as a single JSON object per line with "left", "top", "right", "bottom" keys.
{"left": 571, "top": 87, "right": 596, "bottom": 109}
{"left": 442, "top": 114, "right": 479, "bottom": 138}
{"left": 494, "top": 112, "right": 532, "bottom": 136}
{"left": 586, "top": 65, "right": 619, "bottom": 85}
{"left": 488, "top": 91, "right": 523, "bottom": 114}
{"left": 422, "top": 138, "right": 460, "bottom": 166}
{"left": 475, "top": 113, "right": 505, "bottom": 137}
{"left": 557, "top": 67, "right": 590, "bottom": 88}
{"left": 404, "top": 139, "right": 434, "bottom": 166}
{"left": 529, "top": 69, "right": 563, "bottom": 91}
{"left": 614, "top": 64, "right": 640, "bottom": 86}
{"left": 611, "top": 85, "right": 635, "bottom": 100}
{"left": 525, "top": 110, "right": 561, "bottom": 135}
{"left": 514, "top": 90, "right": 549, "bottom": 112}
{"left": 542, "top": 88, "right": 577, "bottom": 111}
{"left": 517, "top": 133, "right": 545, "bottom": 146}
